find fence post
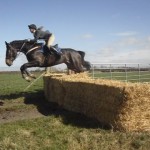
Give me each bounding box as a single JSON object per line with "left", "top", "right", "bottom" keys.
{"left": 110, "top": 64, "right": 112, "bottom": 80}
{"left": 90, "top": 63, "right": 149, "bottom": 82}
{"left": 92, "top": 64, "right": 95, "bottom": 79}
{"left": 138, "top": 64, "right": 141, "bottom": 82}
{"left": 125, "top": 64, "right": 128, "bottom": 82}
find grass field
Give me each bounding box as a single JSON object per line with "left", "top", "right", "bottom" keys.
{"left": 89, "top": 71, "right": 150, "bottom": 82}
{"left": 0, "top": 72, "right": 150, "bottom": 150}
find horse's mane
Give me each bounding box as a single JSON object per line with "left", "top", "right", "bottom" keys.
{"left": 10, "top": 40, "right": 26, "bottom": 46}
{"left": 10, "top": 40, "right": 43, "bottom": 47}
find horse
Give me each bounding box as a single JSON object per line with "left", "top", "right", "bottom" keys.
{"left": 5, "top": 40, "right": 91, "bottom": 81}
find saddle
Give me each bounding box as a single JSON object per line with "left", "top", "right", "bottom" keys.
{"left": 42, "top": 44, "right": 62, "bottom": 59}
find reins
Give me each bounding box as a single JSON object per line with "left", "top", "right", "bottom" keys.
{"left": 16, "top": 42, "right": 26, "bottom": 58}
{"left": 25, "top": 46, "right": 40, "bottom": 55}
{"left": 10, "top": 41, "right": 40, "bottom": 58}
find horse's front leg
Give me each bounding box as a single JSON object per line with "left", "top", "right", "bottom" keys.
{"left": 20, "top": 65, "right": 29, "bottom": 81}
{"left": 20, "top": 61, "right": 41, "bottom": 81}
{"left": 26, "top": 70, "right": 36, "bottom": 79}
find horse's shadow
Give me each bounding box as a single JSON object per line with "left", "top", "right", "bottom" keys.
{"left": 23, "top": 90, "right": 111, "bottom": 130}
{"left": 0, "top": 92, "right": 25, "bottom": 106}
{"left": 0, "top": 90, "right": 110, "bottom": 129}
{"left": 0, "top": 93, "right": 24, "bottom": 100}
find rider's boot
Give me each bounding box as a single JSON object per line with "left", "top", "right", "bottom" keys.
{"left": 43, "top": 45, "right": 50, "bottom": 54}
{"left": 51, "top": 45, "right": 62, "bottom": 57}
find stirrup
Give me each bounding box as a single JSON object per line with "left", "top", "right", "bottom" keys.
{"left": 51, "top": 46, "right": 62, "bottom": 55}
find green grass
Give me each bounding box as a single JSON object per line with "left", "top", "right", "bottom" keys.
{"left": 89, "top": 71, "right": 150, "bottom": 82}
{"left": 0, "top": 71, "right": 43, "bottom": 96}
{"left": 0, "top": 71, "right": 150, "bottom": 150}
{"left": 0, "top": 116, "right": 150, "bottom": 150}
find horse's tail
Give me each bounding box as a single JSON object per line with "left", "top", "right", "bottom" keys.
{"left": 83, "top": 61, "right": 91, "bottom": 71}
{"left": 78, "top": 51, "right": 85, "bottom": 59}
{"left": 78, "top": 51, "right": 91, "bottom": 71}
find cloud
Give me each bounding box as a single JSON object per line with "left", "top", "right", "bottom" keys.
{"left": 112, "top": 31, "right": 138, "bottom": 37}
{"left": 86, "top": 36, "right": 150, "bottom": 64}
{"left": 111, "top": 49, "right": 150, "bottom": 64}
{"left": 97, "top": 47, "right": 116, "bottom": 57}
{"left": 117, "top": 37, "right": 141, "bottom": 47}
{"left": 81, "top": 34, "right": 94, "bottom": 39}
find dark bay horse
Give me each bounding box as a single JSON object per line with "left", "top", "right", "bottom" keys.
{"left": 5, "top": 40, "right": 91, "bottom": 81}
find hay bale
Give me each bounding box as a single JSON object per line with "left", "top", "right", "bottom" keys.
{"left": 44, "top": 73, "right": 65, "bottom": 104}
{"left": 43, "top": 73, "right": 150, "bottom": 132}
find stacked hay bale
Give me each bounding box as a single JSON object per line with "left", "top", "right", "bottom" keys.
{"left": 43, "top": 73, "right": 150, "bottom": 132}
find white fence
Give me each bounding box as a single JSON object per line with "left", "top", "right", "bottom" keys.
{"left": 90, "top": 63, "right": 150, "bottom": 82}
{"left": 1, "top": 64, "right": 150, "bottom": 83}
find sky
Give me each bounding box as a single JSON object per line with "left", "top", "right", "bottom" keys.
{"left": 0, "top": 0, "right": 150, "bottom": 69}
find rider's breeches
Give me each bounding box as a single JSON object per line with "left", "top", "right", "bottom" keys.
{"left": 46, "top": 34, "right": 55, "bottom": 49}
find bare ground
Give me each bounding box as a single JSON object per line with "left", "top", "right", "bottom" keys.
{"left": 0, "top": 91, "right": 59, "bottom": 124}
{"left": 0, "top": 98, "right": 48, "bottom": 124}
{"left": 0, "top": 108, "right": 45, "bottom": 124}
{"left": 0, "top": 91, "right": 105, "bottom": 129}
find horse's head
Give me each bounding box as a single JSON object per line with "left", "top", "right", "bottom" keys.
{"left": 5, "top": 41, "right": 18, "bottom": 66}
{"left": 5, "top": 40, "right": 33, "bottom": 66}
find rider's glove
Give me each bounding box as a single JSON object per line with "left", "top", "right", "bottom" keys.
{"left": 25, "top": 39, "right": 31, "bottom": 42}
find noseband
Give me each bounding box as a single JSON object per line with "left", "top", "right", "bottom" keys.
{"left": 6, "top": 42, "right": 26, "bottom": 60}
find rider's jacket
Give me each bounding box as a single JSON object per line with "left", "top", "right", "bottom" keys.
{"left": 32, "top": 29, "right": 52, "bottom": 42}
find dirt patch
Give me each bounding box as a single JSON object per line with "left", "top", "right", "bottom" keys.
{"left": 0, "top": 92, "right": 57, "bottom": 124}
{"left": 0, "top": 108, "right": 45, "bottom": 124}
{"left": 0, "top": 91, "right": 60, "bottom": 124}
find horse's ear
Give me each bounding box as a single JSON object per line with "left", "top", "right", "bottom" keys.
{"left": 5, "top": 41, "right": 8, "bottom": 46}
{"left": 5, "top": 41, "right": 10, "bottom": 47}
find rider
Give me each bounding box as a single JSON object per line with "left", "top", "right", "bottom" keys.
{"left": 28, "top": 24, "right": 62, "bottom": 56}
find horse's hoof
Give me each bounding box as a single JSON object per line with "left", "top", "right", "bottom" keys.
{"left": 25, "top": 77, "right": 32, "bottom": 82}
{"left": 30, "top": 74, "right": 36, "bottom": 79}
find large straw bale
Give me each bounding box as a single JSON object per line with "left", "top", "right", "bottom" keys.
{"left": 43, "top": 73, "right": 150, "bottom": 132}
{"left": 44, "top": 73, "right": 65, "bottom": 104}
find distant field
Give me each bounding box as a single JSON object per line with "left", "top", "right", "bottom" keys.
{"left": 0, "top": 72, "right": 150, "bottom": 150}
{"left": 89, "top": 71, "right": 150, "bottom": 82}
{"left": 0, "top": 71, "right": 43, "bottom": 96}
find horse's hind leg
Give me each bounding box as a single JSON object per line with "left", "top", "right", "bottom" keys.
{"left": 83, "top": 61, "right": 91, "bottom": 71}
{"left": 67, "top": 68, "right": 76, "bottom": 75}
{"left": 74, "top": 59, "right": 84, "bottom": 73}
{"left": 69, "top": 61, "right": 83, "bottom": 73}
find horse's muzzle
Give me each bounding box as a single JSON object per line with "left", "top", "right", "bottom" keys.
{"left": 5, "top": 59, "right": 13, "bottom": 66}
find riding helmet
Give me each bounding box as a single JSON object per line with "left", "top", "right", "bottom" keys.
{"left": 28, "top": 24, "right": 37, "bottom": 30}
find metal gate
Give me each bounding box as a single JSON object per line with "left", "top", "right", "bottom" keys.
{"left": 90, "top": 63, "right": 150, "bottom": 82}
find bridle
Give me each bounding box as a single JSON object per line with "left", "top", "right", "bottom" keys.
{"left": 6, "top": 42, "right": 27, "bottom": 60}
{"left": 16, "top": 42, "right": 26, "bottom": 57}
{"left": 9, "top": 41, "right": 40, "bottom": 57}
{"left": 16, "top": 42, "right": 40, "bottom": 55}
